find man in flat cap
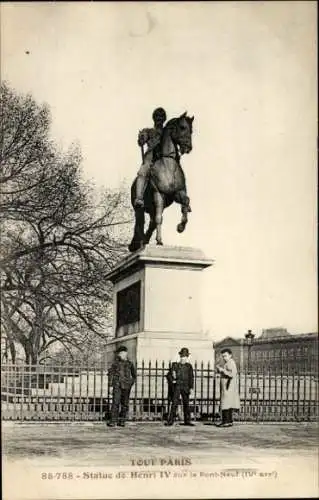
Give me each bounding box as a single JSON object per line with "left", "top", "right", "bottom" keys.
{"left": 166, "top": 347, "right": 194, "bottom": 426}
{"left": 107, "top": 346, "right": 136, "bottom": 427}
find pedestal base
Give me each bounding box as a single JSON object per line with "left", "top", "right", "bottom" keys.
{"left": 105, "top": 245, "right": 214, "bottom": 367}
{"left": 105, "top": 330, "right": 214, "bottom": 366}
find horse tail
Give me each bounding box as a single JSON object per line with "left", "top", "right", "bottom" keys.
{"left": 131, "top": 178, "right": 137, "bottom": 207}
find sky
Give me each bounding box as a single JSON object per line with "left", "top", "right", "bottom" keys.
{"left": 1, "top": 2, "right": 317, "bottom": 340}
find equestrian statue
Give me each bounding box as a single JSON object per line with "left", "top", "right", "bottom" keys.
{"left": 128, "top": 107, "right": 194, "bottom": 252}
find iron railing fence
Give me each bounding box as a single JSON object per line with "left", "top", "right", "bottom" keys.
{"left": 1, "top": 361, "right": 318, "bottom": 422}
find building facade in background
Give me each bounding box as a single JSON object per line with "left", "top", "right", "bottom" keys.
{"left": 214, "top": 328, "right": 318, "bottom": 373}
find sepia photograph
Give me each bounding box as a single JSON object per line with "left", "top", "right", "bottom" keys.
{"left": 1, "top": 1, "right": 318, "bottom": 499}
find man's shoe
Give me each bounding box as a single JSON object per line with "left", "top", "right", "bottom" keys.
{"left": 164, "top": 422, "right": 173, "bottom": 426}
{"left": 184, "top": 422, "right": 195, "bottom": 426}
{"left": 117, "top": 422, "right": 125, "bottom": 427}
{"left": 107, "top": 422, "right": 116, "bottom": 427}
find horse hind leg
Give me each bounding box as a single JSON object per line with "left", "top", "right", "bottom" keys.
{"left": 128, "top": 208, "right": 145, "bottom": 252}
{"left": 154, "top": 191, "right": 164, "bottom": 245}
{"left": 143, "top": 213, "right": 156, "bottom": 245}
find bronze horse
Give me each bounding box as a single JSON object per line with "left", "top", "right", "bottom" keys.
{"left": 129, "top": 112, "right": 194, "bottom": 252}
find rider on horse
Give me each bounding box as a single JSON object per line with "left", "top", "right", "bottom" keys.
{"left": 129, "top": 111, "right": 194, "bottom": 252}
{"left": 134, "top": 107, "right": 167, "bottom": 208}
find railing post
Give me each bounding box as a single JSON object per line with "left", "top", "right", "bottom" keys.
{"left": 303, "top": 360, "right": 308, "bottom": 420}
{"left": 85, "top": 359, "right": 89, "bottom": 421}
{"left": 107, "top": 362, "right": 111, "bottom": 422}
{"left": 206, "top": 361, "right": 210, "bottom": 421}
{"left": 99, "top": 360, "right": 104, "bottom": 422}
{"left": 199, "top": 361, "right": 204, "bottom": 419}
{"left": 12, "top": 363, "right": 17, "bottom": 420}
{"left": 148, "top": 361, "right": 151, "bottom": 420}
{"left": 154, "top": 360, "right": 158, "bottom": 421}
{"left": 285, "top": 364, "right": 289, "bottom": 421}
{"left": 243, "top": 368, "right": 247, "bottom": 422}
{"left": 292, "top": 370, "right": 300, "bottom": 420}
{"left": 256, "top": 365, "right": 260, "bottom": 423}
{"left": 49, "top": 361, "right": 54, "bottom": 421}
{"left": 57, "top": 360, "right": 61, "bottom": 421}
{"left": 193, "top": 361, "right": 197, "bottom": 422}
{"left": 261, "top": 367, "right": 265, "bottom": 422}
{"left": 140, "top": 360, "right": 144, "bottom": 420}
{"left": 92, "top": 362, "right": 96, "bottom": 419}
{"left": 20, "top": 363, "right": 25, "bottom": 421}
{"left": 132, "top": 360, "right": 137, "bottom": 421}
{"left": 64, "top": 362, "right": 69, "bottom": 420}
{"left": 161, "top": 361, "right": 165, "bottom": 421}
{"left": 212, "top": 367, "right": 216, "bottom": 423}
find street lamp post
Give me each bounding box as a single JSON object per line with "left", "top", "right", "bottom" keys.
{"left": 245, "top": 329, "right": 255, "bottom": 373}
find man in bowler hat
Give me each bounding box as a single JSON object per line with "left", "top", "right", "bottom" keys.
{"left": 107, "top": 346, "right": 136, "bottom": 427}
{"left": 166, "top": 347, "right": 194, "bottom": 426}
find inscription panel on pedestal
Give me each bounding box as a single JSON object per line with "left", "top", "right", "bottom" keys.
{"left": 116, "top": 281, "right": 141, "bottom": 330}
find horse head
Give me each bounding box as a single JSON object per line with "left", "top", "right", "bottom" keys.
{"left": 173, "top": 112, "right": 194, "bottom": 155}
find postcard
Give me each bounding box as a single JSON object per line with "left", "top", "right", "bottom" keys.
{"left": 1, "top": 2, "right": 317, "bottom": 499}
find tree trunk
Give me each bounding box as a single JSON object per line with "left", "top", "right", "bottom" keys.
{"left": 24, "top": 343, "right": 34, "bottom": 365}
{"left": 9, "top": 339, "right": 16, "bottom": 363}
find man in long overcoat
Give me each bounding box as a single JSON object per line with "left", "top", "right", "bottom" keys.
{"left": 216, "top": 348, "right": 240, "bottom": 427}
{"left": 107, "top": 346, "right": 136, "bottom": 427}
{"left": 166, "top": 347, "right": 194, "bottom": 426}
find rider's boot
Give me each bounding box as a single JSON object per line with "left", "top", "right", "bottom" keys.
{"left": 134, "top": 176, "right": 146, "bottom": 208}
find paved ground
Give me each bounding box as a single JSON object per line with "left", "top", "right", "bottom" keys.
{"left": 2, "top": 422, "right": 318, "bottom": 499}
{"left": 2, "top": 421, "right": 318, "bottom": 467}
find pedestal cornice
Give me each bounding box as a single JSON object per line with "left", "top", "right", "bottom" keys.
{"left": 106, "top": 245, "right": 214, "bottom": 284}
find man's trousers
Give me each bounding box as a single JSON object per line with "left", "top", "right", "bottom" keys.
{"left": 110, "top": 386, "right": 131, "bottom": 424}
{"left": 167, "top": 386, "right": 191, "bottom": 424}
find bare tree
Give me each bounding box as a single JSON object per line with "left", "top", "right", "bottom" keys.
{"left": 1, "top": 83, "right": 131, "bottom": 363}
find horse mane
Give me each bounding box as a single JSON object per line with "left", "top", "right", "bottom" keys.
{"left": 164, "top": 117, "right": 178, "bottom": 131}
{"left": 164, "top": 115, "right": 193, "bottom": 133}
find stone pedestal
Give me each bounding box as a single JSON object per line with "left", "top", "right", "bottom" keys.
{"left": 105, "top": 245, "right": 214, "bottom": 365}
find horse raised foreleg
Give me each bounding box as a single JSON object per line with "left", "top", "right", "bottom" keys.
{"left": 154, "top": 192, "right": 164, "bottom": 245}
{"left": 177, "top": 206, "right": 188, "bottom": 233}
{"left": 175, "top": 190, "right": 191, "bottom": 233}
